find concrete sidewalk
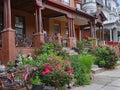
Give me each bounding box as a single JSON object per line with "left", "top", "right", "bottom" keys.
{"left": 73, "top": 66, "right": 120, "bottom": 90}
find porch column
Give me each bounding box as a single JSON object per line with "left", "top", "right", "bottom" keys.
{"left": 94, "top": 24, "right": 96, "bottom": 38}
{"left": 90, "top": 21, "right": 94, "bottom": 38}
{"left": 110, "top": 29, "right": 112, "bottom": 41}
{"left": 102, "top": 26, "right": 104, "bottom": 41}
{"left": 66, "top": 15, "right": 76, "bottom": 48}
{"left": 113, "top": 29, "right": 118, "bottom": 42}
{"left": 2, "top": 0, "right": 16, "bottom": 64}
{"left": 100, "top": 26, "right": 105, "bottom": 45}
{"left": 99, "top": 26, "right": 101, "bottom": 41}
{"left": 33, "top": 0, "right": 44, "bottom": 48}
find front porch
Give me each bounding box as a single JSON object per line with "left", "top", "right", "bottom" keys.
{"left": 0, "top": 0, "right": 94, "bottom": 64}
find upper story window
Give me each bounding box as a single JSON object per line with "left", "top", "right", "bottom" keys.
{"left": 76, "top": 3, "right": 81, "bottom": 10}
{"left": 83, "top": 0, "right": 95, "bottom": 3}
{"left": 0, "top": 13, "right": 3, "bottom": 33}
{"left": 54, "top": 0, "right": 61, "bottom": 2}
{"left": 64, "top": 0, "right": 70, "bottom": 5}
{"left": 107, "top": 3, "right": 111, "bottom": 10}
{"left": 15, "top": 16, "right": 25, "bottom": 37}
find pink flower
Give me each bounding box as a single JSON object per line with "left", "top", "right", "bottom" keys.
{"left": 42, "top": 71, "right": 46, "bottom": 75}
{"left": 66, "top": 67, "right": 73, "bottom": 72}
{"left": 45, "top": 68, "right": 51, "bottom": 74}
{"left": 51, "top": 68, "right": 55, "bottom": 71}
{"left": 45, "top": 63, "right": 50, "bottom": 67}
{"left": 57, "top": 65, "right": 62, "bottom": 69}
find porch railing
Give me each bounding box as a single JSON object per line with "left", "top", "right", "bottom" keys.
{"left": 15, "top": 35, "right": 33, "bottom": 47}
{"left": 62, "top": 39, "right": 68, "bottom": 47}
{"left": 44, "top": 35, "right": 58, "bottom": 43}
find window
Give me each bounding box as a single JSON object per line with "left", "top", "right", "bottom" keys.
{"left": 15, "top": 16, "right": 25, "bottom": 37}
{"left": 90, "top": 10, "right": 94, "bottom": 13}
{"left": 54, "top": 24, "right": 60, "bottom": 34}
{"left": 76, "top": 3, "right": 81, "bottom": 10}
{"left": 0, "top": 13, "right": 3, "bottom": 33}
{"left": 83, "top": 0, "right": 86, "bottom": 3}
{"left": 64, "top": 0, "right": 70, "bottom": 5}
{"left": 54, "top": 0, "right": 61, "bottom": 2}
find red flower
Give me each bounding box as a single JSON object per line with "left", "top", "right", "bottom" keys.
{"left": 57, "top": 65, "right": 62, "bottom": 69}
{"left": 42, "top": 71, "right": 46, "bottom": 75}
{"left": 45, "top": 68, "right": 51, "bottom": 74}
{"left": 66, "top": 67, "right": 73, "bottom": 72}
{"left": 45, "top": 63, "right": 50, "bottom": 67}
{"left": 51, "top": 68, "right": 55, "bottom": 71}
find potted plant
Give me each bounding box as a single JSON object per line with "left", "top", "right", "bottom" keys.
{"left": 31, "top": 75, "right": 44, "bottom": 90}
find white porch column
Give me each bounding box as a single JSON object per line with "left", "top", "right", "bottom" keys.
{"left": 110, "top": 29, "right": 112, "bottom": 41}
{"left": 113, "top": 29, "right": 118, "bottom": 42}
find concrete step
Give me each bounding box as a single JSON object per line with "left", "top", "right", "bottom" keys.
{"left": 92, "top": 65, "right": 99, "bottom": 68}
{"left": 116, "top": 61, "right": 120, "bottom": 66}
{"left": 62, "top": 47, "right": 78, "bottom": 55}
{"left": 92, "top": 68, "right": 105, "bottom": 74}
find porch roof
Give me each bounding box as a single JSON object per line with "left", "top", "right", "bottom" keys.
{"left": 76, "top": 9, "right": 94, "bottom": 20}
{"left": 11, "top": 0, "right": 35, "bottom": 13}
{"left": 44, "top": 0, "right": 76, "bottom": 12}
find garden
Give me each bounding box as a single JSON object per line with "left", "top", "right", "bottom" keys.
{"left": 0, "top": 39, "right": 119, "bottom": 90}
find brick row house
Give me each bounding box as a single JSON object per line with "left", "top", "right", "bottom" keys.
{"left": 0, "top": 0, "right": 98, "bottom": 64}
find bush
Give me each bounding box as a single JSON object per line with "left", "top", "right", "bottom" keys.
{"left": 70, "top": 53, "right": 95, "bottom": 85}
{"left": 33, "top": 43, "right": 73, "bottom": 87}
{"left": 93, "top": 45, "right": 119, "bottom": 69}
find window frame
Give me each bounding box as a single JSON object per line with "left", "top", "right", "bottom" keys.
{"left": 64, "top": 0, "right": 70, "bottom": 6}
{"left": 76, "top": 3, "right": 81, "bottom": 10}
{"left": 15, "top": 15, "right": 25, "bottom": 37}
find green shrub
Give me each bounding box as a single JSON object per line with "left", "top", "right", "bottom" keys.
{"left": 93, "top": 45, "right": 119, "bottom": 69}
{"left": 98, "top": 60, "right": 106, "bottom": 68}
{"left": 42, "top": 43, "right": 62, "bottom": 54}
{"left": 79, "top": 54, "right": 95, "bottom": 73}
{"left": 70, "top": 53, "right": 95, "bottom": 85}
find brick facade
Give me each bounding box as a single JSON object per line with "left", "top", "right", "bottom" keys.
{"left": 0, "top": 0, "right": 94, "bottom": 64}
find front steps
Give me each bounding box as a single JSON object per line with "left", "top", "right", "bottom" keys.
{"left": 62, "top": 48, "right": 105, "bottom": 74}
{"left": 92, "top": 65, "right": 105, "bottom": 74}
{"left": 62, "top": 47, "right": 78, "bottom": 55}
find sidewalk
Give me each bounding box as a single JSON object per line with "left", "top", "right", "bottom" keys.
{"left": 73, "top": 66, "right": 120, "bottom": 90}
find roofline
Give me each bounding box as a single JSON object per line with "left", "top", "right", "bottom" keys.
{"left": 76, "top": 9, "right": 95, "bottom": 20}
{"left": 43, "top": 0, "right": 95, "bottom": 20}
{"left": 44, "top": 0, "right": 76, "bottom": 12}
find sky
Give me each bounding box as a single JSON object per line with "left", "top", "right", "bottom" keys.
{"left": 118, "top": 0, "right": 120, "bottom": 7}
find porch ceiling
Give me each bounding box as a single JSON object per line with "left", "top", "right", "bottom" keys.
{"left": 0, "top": 0, "right": 3, "bottom": 7}
{"left": 42, "top": 8, "right": 65, "bottom": 18}
{"left": 11, "top": 0, "right": 35, "bottom": 13}
{"left": 54, "top": 16, "right": 88, "bottom": 25}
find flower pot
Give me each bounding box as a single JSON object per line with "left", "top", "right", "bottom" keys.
{"left": 32, "top": 85, "right": 44, "bottom": 90}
